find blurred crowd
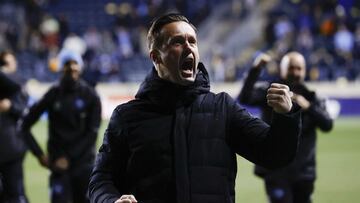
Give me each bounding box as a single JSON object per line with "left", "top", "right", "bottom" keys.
{"left": 1, "top": 0, "right": 360, "bottom": 83}
{"left": 0, "top": 0, "right": 220, "bottom": 84}
{"left": 256, "top": 0, "right": 360, "bottom": 82}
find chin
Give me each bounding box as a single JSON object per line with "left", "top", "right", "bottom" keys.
{"left": 174, "top": 78, "right": 193, "bottom": 86}
{"left": 184, "top": 76, "right": 196, "bottom": 84}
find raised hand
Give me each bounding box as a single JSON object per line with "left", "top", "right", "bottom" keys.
{"left": 267, "top": 83, "right": 293, "bottom": 114}
{"left": 252, "top": 53, "right": 271, "bottom": 69}
{"left": 292, "top": 94, "right": 310, "bottom": 110}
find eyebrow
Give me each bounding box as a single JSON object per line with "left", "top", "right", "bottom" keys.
{"left": 169, "top": 34, "right": 196, "bottom": 42}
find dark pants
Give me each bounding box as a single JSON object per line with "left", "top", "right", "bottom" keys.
{"left": 0, "top": 159, "right": 28, "bottom": 203}
{"left": 50, "top": 166, "right": 92, "bottom": 203}
{"left": 265, "top": 179, "right": 314, "bottom": 203}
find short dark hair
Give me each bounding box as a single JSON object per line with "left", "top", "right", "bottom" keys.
{"left": 147, "top": 13, "right": 196, "bottom": 51}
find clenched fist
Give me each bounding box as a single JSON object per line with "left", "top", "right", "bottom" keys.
{"left": 292, "top": 94, "right": 310, "bottom": 110}
{"left": 252, "top": 53, "right": 271, "bottom": 69}
{"left": 54, "top": 156, "right": 69, "bottom": 171}
{"left": 115, "top": 194, "right": 138, "bottom": 203}
{"left": 267, "top": 83, "right": 293, "bottom": 114}
{"left": 0, "top": 98, "right": 11, "bottom": 113}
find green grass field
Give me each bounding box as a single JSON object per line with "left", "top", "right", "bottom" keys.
{"left": 24, "top": 117, "right": 360, "bottom": 203}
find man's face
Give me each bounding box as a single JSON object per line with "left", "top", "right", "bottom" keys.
{"left": 3, "top": 54, "right": 17, "bottom": 73}
{"left": 153, "top": 21, "right": 200, "bottom": 86}
{"left": 63, "top": 60, "right": 81, "bottom": 81}
{"left": 283, "top": 57, "right": 306, "bottom": 84}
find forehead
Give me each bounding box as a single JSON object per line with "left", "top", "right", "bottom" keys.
{"left": 65, "top": 60, "right": 79, "bottom": 66}
{"left": 160, "top": 21, "right": 196, "bottom": 38}
{"left": 63, "top": 62, "right": 81, "bottom": 72}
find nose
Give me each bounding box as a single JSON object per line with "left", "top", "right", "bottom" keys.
{"left": 182, "top": 40, "right": 190, "bottom": 48}
{"left": 69, "top": 63, "right": 81, "bottom": 72}
{"left": 182, "top": 40, "right": 193, "bottom": 56}
{"left": 63, "top": 62, "right": 80, "bottom": 75}
{"left": 294, "top": 67, "right": 302, "bottom": 75}
{"left": 70, "top": 64, "right": 78, "bottom": 71}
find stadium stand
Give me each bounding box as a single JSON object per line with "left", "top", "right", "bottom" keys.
{"left": 0, "top": 0, "right": 360, "bottom": 83}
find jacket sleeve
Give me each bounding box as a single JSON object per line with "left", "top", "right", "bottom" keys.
{"left": 306, "top": 96, "right": 333, "bottom": 132}
{"left": 72, "top": 91, "right": 102, "bottom": 158}
{"left": 0, "top": 71, "right": 20, "bottom": 99}
{"left": 88, "top": 106, "right": 129, "bottom": 203}
{"left": 86, "top": 92, "right": 102, "bottom": 138}
{"left": 6, "top": 89, "right": 28, "bottom": 120}
{"left": 237, "top": 67, "right": 267, "bottom": 106}
{"left": 226, "top": 94, "right": 301, "bottom": 169}
{"left": 21, "top": 88, "right": 55, "bottom": 158}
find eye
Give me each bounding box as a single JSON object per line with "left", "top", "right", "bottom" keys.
{"left": 189, "top": 37, "right": 197, "bottom": 45}
{"left": 170, "top": 37, "right": 185, "bottom": 45}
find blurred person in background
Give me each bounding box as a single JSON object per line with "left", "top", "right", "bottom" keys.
{"left": 238, "top": 51, "right": 334, "bottom": 203}
{"left": 20, "top": 49, "right": 102, "bottom": 203}
{"left": 88, "top": 13, "right": 301, "bottom": 203}
{"left": 0, "top": 51, "right": 29, "bottom": 203}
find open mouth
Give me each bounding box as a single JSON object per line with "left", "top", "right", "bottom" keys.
{"left": 180, "top": 57, "right": 195, "bottom": 78}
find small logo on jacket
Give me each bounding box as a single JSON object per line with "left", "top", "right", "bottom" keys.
{"left": 53, "top": 101, "right": 61, "bottom": 111}
{"left": 75, "top": 98, "right": 85, "bottom": 109}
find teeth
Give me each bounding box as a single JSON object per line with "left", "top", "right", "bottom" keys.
{"left": 183, "top": 69, "right": 192, "bottom": 73}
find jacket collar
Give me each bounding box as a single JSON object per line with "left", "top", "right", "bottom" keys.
{"left": 135, "top": 62, "right": 210, "bottom": 107}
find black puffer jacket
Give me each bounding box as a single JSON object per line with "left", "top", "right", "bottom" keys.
{"left": 0, "top": 173, "right": 2, "bottom": 196}
{"left": 238, "top": 67, "right": 333, "bottom": 180}
{"left": 0, "top": 78, "right": 28, "bottom": 164}
{"left": 0, "top": 71, "right": 20, "bottom": 99}
{"left": 89, "top": 63, "right": 301, "bottom": 203}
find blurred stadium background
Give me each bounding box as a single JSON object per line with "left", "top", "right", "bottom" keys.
{"left": 1, "top": 0, "right": 359, "bottom": 202}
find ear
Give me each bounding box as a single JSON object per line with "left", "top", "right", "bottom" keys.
{"left": 150, "top": 49, "right": 162, "bottom": 65}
